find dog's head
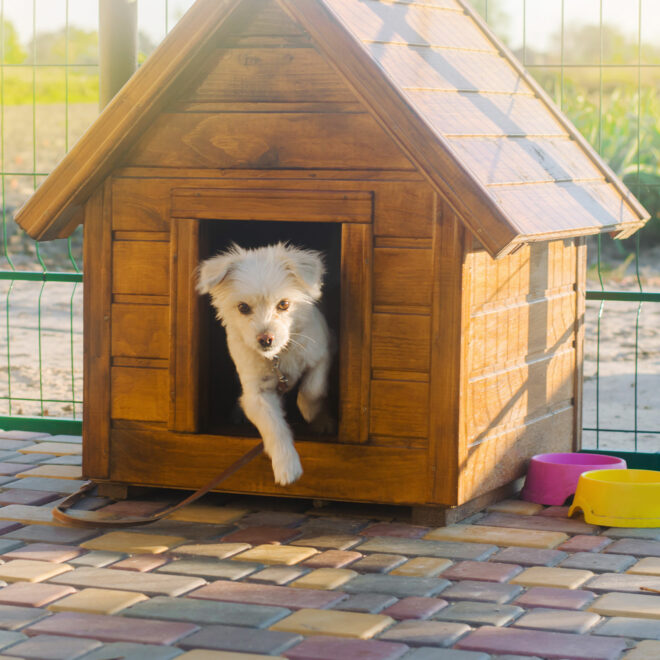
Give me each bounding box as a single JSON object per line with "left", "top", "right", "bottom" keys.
{"left": 197, "top": 242, "right": 325, "bottom": 358}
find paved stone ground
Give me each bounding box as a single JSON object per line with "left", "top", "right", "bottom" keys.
{"left": 0, "top": 432, "right": 658, "bottom": 659}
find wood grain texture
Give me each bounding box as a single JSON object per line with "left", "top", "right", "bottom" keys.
{"left": 366, "top": 44, "right": 525, "bottom": 93}
{"left": 14, "top": 0, "right": 244, "bottom": 239}
{"left": 468, "top": 240, "right": 577, "bottom": 312}
{"left": 406, "top": 91, "right": 566, "bottom": 138}
{"left": 448, "top": 136, "right": 604, "bottom": 186}
{"left": 468, "top": 293, "right": 577, "bottom": 378}
{"left": 458, "top": 0, "right": 650, "bottom": 224}
{"left": 189, "top": 47, "right": 356, "bottom": 103}
{"left": 109, "top": 428, "right": 428, "bottom": 504}
{"left": 111, "top": 366, "right": 169, "bottom": 422}
{"left": 490, "top": 180, "right": 641, "bottom": 237}
{"left": 169, "top": 219, "right": 202, "bottom": 433}
{"left": 125, "top": 112, "right": 414, "bottom": 170}
{"left": 339, "top": 223, "right": 372, "bottom": 444}
{"left": 111, "top": 304, "right": 169, "bottom": 359}
{"left": 374, "top": 183, "right": 434, "bottom": 238}
{"left": 324, "top": 0, "right": 494, "bottom": 51}
{"left": 460, "top": 407, "right": 574, "bottom": 502}
{"left": 467, "top": 348, "right": 576, "bottom": 442}
{"left": 82, "top": 181, "right": 112, "bottom": 480}
{"left": 371, "top": 313, "right": 430, "bottom": 373}
{"left": 112, "top": 240, "right": 170, "bottom": 296}
{"left": 112, "top": 178, "right": 171, "bottom": 231}
{"left": 113, "top": 231, "right": 170, "bottom": 242}
{"left": 428, "top": 201, "right": 465, "bottom": 505}
{"left": 171, "top": 188, "right": 373, "bottom": 223}
{"left": 279, "top": 0, "right": 519, "bottom": 257}
{"left": 573, "top": 237, "right": 587, "bottom": 451}
{"left": 369, "top": 380, "right": 429, "bottom": 439}
{"left": 115, "top": 168, "right": 424, "bottom": 182}
{"left": 226, "top": 0, "right": 306, "bottom": 38}
{"left": 373, "top": 247, "right": 433, "bottom": 308}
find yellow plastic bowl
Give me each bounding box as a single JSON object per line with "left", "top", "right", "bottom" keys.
{"left": 568, "top": 469, "right": 660, "bottom": 527}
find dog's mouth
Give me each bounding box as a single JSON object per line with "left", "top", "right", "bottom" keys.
{"left": 258, "top": 342, "right": 282, "bottom": 358}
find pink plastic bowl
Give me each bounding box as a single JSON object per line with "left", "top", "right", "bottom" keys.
{"left": 521, "top": 453, "right": 627, "bottom": 505}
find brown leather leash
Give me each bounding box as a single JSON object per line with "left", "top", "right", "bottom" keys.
{"left": 52, "top": 442, "right": 264, "bottom": 528}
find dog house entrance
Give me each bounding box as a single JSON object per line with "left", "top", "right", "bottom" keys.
{"left": 169, "top": 187, "right": 373, "bottom": 446}
{"left": 201, "top": 219, "right": 342, "bottom": 438}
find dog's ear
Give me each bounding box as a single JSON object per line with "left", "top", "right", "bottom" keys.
{"left": 196, "top": 246, "right": 242, "bottom": 294}
{"left": 284, "top": 246, "right": 325, "bottom": 300}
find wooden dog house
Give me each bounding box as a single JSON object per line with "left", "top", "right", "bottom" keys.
{"left": 16, "top": 0, "right": 648, "bottom": 516}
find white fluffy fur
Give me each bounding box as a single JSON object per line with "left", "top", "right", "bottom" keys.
{"left": 197, "top": 243, "right": 332, "bottom": 485}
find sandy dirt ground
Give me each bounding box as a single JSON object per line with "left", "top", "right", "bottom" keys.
{"left": 1, "top": 104, "right": 658, "bottom": 456}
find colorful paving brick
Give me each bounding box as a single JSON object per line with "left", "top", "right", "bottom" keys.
{"left": 124, "top": 595, "right": 291, "bottom": 628}
{"left": 390, "top": 557, "right": 453, "bottom": 577}
{"left": 378, "top": 620, "right": 471, "bottom": 647}
{"left": 0, "top": 603, "right": 51, "bottom": 630}
{"left": 1, "top": 542, "right": 83, "bottom": 563}
{"left": 441, "top": 560, "right": 522, "bottom": 583}
{"left": 172, "top": 542, "right": 251, "bottom": 559}
{"left": 382, "top": 597, "right": 448, "bottom": 620}
{"left": 589, "top": 592, "right": 660, "bottom": 619}
{"left": 249, "top": 566, "right": 307, "bottom": 585}
{"left": 25, "top": 611, "right": 199, "bottom": 645}
{"left": 47, "top": 587, "right": 148, "bottom": 614}
{"left": 232, "top": 544, "right": 318, "bottom": 566}
{"left": 510, "top": 566, "right": 595, "bottom": 589}
{"left": 0, "top": 432, "right": 658, "bottom": 659}
{"left": 455, "top": 626, "right": 627, "bottom": 659}
{"left": 441, "top": 580, "right": 523, "bottom": 604}
{"left": 342, "top": 574, "right": 451, "bottom": 598}
{"left": 271, "top": 608, "right": 394, "bottom": 639}
{"left": 513, "top": 586, "right": 596, "bottom": 610}
{"left": 433, "top": 601, "right": 523, "bottom": 627}
{"left": 0, "top": 582, "right": 76, "bottom": 607}
{"left": 627, "top": 557, "right": 660, "bottom": 576}
{"left": 358, "top": 537, "right": 497, "bottom": 560}
{"left": 425, "top": 525, "right": 568, "bottom": 549}
{"left": 329, "top": 592, "right": 397, "bottom": 614}
{"left": 178, "top": 624, "right": 301, "bottom": 655}
{"left": 289, "top": 567, "right": 356, "bottom": 590}
{"left": 49, "top": 566, "right": 206, "bottom": 596}
{"left": 301, "top": 549, "right": 362, "bottom": 569}
{"left": 0, "top": 559, "right": 73, "bottom": 583}
{"left": 81, "top": 531, "right": 186, "bottom": 554}
{"left": 2, "top": 633, "right": 102, "bottom": 659}
{"left": 189, "top": 579, "right": 348, "bottom": 610}
{"left": 283, "top": 635, "right": 409, "bottom": 660}
{"left": 511, "top": 607, "right": 601, "bottom": 633}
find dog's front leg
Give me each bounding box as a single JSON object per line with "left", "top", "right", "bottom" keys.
{"left": 297, "top": 354, "right": 335, "bottom": 434}
{"left": 241, "top": 389, "right": 302, "bottom": 485}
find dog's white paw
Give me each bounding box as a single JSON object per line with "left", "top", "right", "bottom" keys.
{"left": 271, "top": 447, "right": 303, "bottom": 486}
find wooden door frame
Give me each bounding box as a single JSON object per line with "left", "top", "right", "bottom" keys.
{"left": 169, "top": 187, "right": 373, "bottom": 444}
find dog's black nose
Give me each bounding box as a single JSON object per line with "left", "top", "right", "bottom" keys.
{"left": 258, "top": 333, "right": 274, "bottom": 348}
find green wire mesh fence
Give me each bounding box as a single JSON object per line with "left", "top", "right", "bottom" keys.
{"left": 0, "top": 1, "right": 658, "bottom": 460}
{"left": 0, "top": 0, "right": 193, "bottom": 434}
{"left": 476, "top": 0, "right": 660, "bottom": 465}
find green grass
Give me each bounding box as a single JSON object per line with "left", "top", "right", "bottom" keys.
{"left": 1, "top": 68, "right": 98, "bottom": 105}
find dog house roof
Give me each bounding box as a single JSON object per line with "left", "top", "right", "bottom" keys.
{"left": 15, "top": 0, "right": 649, "bottom": 258}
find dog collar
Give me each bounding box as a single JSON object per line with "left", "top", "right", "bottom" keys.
{"left": 271, "top": 355, "right": 289, "bottom": 394}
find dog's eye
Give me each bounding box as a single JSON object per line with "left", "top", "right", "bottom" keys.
{"left": 277, "top": 300, "right": 290, "bottom": 311}
{"left": 237, "top": 302, "right": 251, "bottom": 315}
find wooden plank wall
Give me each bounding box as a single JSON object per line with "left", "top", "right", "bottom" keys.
{"left": 123, "top": 0, "right": 413, "bottom": 173}
{"left": 108, "top": 0, "right": 438, "bottom": 468}
{"left": 110, "top": 179, "right": 170, "bottom": 425}
{"left": 459, "top": 238, "right": 579, "bottom": 502}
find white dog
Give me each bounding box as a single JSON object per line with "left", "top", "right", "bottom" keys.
{"left": 197, "top": 243, "right": 332, "bottom": 485}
